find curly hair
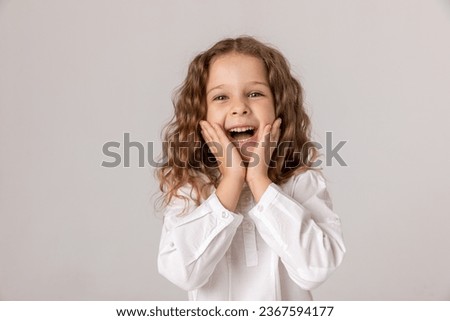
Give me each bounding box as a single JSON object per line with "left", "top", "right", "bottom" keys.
{"left": 156, "top": 36, "right": 318, "bottom": 209}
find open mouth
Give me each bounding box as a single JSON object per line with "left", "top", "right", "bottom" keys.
{"left": 227, "top": 126, "right": 256, "bottom": 142}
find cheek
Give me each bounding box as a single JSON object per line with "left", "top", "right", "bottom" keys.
{"left": 261, "top": 103, "right": 276, "bottom": 121}
{"left": 206, "top": 106, "right": 223, "bottom": 123}
{"left": 205, "top": 105, "right": 213, "bottom": 121}
{"left": 269, "top": 106, "right": 276, "bottom": 119}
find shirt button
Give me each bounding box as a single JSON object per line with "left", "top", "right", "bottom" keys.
{"left": 222, "top": 211, "right": 229, "bottom": 219}
{"left": 257, "top": 205, "right": 264, "bottom": 212}
{"left": 169, "top": 242, "right": 175, "bottom": 247}
{"left": 243, "top": 221, "right": 254, "bottom": 231}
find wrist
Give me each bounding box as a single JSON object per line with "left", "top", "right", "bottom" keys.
{"left": 216, "top": 175, "right": 245, "bottom": 212}
{"left": 247, "top": 175, "right": 271, "bottom": 189}
{"left": 247, "top": 175, "right": 272, "bottom": 203}
{"left": 224, "top": 169, "right": 246, "bottom": 183}
{"left": 246, "top": 171, "right": 269, "bottom": 185}
{"left": 222, "top": 173, "right": 245, "bottom": 186}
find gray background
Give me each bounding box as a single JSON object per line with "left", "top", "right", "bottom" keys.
{"left": 1, "top": 0, "right": 449, "bottom": 300}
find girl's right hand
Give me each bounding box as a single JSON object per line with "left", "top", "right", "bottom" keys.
{"left": 200, "top": 120, "right": 246, "bottom": 181}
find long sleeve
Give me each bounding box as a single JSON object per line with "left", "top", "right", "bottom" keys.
{"left": 157, "top": 188, "right": 243, "bottom": 291}
{"left": 248, "top": 170, "right": 346, "bottom": 291}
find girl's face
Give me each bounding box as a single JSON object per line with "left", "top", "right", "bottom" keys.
{"left": 205, "top": 53, "right": 276, "bottom": 151}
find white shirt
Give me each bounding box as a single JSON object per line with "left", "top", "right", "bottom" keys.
{"left": 157, "top": 170, "right": 346, "bottom": 300}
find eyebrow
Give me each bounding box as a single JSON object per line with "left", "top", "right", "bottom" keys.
{"left": 206, "top": 81, "right": 270, "bottom": 95}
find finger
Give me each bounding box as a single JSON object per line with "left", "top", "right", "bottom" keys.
{"left": 212, "top": 123, "right": 231, "bottom": 146}
{"left": 266, "top": 119, "right": 281, "bottom": 160}
{"left": 199, "top": 121, "right": 213, "bottom": 143}
{"left": 205, "top": 122, "right": 222, "bottom": 144}
{"left": 200, "top": 121, "right": 221, "bottom": 155}
{"left": 212, "top": 123, "right": 242, "bottom": 167}
{"left": 259, "top": 123, "right": 272, "bottom": 144}
{"left": 201, "top": 121, "right": 221, "bottom": 144}
{"left": 214, "top": 123, "right": 248, "bottom": 169}
{"left": 270, "top": 118, "right": 282, "bottom": 143}
{"left": 257, "top": 124, "right": 272, "bottom": 162}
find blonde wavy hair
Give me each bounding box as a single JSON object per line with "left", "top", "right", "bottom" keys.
{"left": 157, "top": 36, "right": 318, "bottom": 208}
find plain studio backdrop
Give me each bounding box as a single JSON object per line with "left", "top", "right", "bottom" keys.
{"left": 1, "top": 0, "right": 450, "bottom": 300}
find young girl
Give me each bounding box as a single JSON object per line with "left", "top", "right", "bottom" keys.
{"left": 156, "top": 36, "right": 345, "bottom": 301}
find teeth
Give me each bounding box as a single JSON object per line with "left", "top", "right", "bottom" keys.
{"left": 229, "top": 126, "right": 254, "bottom": 133}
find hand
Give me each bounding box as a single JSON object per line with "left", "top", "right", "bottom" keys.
{"left": 200, "top": 120, "right": 246, "bottom": 211}
{"left": 245, "top": 118, "right": 282, "bottom": 183}
{"left": 245, "top": 118, "right": 282, "bottom": 202}
{"left": 199, "top": 120, "right": 246, "bottom": 181}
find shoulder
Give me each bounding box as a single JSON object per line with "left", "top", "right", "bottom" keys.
{"left": 168, "top": 171, "right": 214, "bottom": 201}
{"left": 165, "top": 178, "right": 214, "bottom": 215}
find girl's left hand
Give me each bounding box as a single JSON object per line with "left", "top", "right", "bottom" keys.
{"left": 245, "top": 118, "right": 282, "bottom": 185}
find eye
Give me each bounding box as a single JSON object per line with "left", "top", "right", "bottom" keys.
{"left": 213, "top": 95, "right": 228, "bottom": 101}
{"left": 248, "top": 92, "right": 263, "bottom": 98}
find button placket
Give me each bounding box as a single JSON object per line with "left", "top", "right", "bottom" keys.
{"left": 243, "top": 221, "right": 254, "bottom": 231}
{"left": 242, "top": 220, "right": 258, "bottom": 267}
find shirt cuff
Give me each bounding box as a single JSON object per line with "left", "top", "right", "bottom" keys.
{"left": 248, "top": 183, "right": 281, "bottom": 217}
{"left": 206, "top": 192, "right": 243, "bottom": 229}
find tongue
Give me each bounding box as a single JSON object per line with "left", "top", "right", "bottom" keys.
{"left": 233, "top": 132, "right": 253, "bottom": 141}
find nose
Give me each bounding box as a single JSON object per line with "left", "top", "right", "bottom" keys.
{"left": 230, "top": 98, "right": 250, "bottom": 116}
